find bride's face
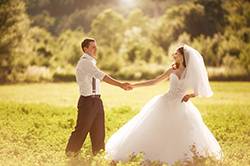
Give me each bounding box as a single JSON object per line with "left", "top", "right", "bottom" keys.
{"left": 173, "top": 50, "right": 183, "bottom": 64}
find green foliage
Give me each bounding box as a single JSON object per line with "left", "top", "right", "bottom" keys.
{"left": 20, "top": 66, "right": 52, "bottom": 82}
{"left": 0, "top": 0, "right": 32, "bottom": 83}
{"left": 26, "top": 0, "right": 184, "bottom": 33}
{"left": 0, "top": 82, "right": 250, "bottom": 165}
{"left": 224, "top": 0, "right": 250, "bottom": 31}
{"left": 55, "top": 7, "right": 104, "bottom": 33}
{"left": 53, "top": 72, "right": 75, "bottom": 82}
{"left": 90, "top": 9, "right": 125, "bottom": 51}
{"left": 154, "top": 2, "right": 204, "bottom": 51}
{"left": 222, "top": 56, "right": 240, "bottom": 71}
{"left": 1, "top": 0, "right": 250, "bottom": 83}
{"left": 55, "top": 29, "right": 84, "bottom": 66}
{"left": 52, "top": 65, "right": 75, "bottom": 82}
{"left": 28, "top": 26, "right": 56, "bottom": 67}
{"left": 239, "top": 45, "right": 250, "bottom": 73}
{"left": 120, "top": 26, "right": 167, "bottom": 64}
{"left": 126, "top": 9, "right": 151, "bottom": 36}
{"left": 97, "top": 46, "right": 125, "bottom": 72}
{"left": 31, "top": 11, "right": 55, "bottom": 32}
{"left": 194, "top": 0, "right": 227, "bottom": 35}
{"left": 192, "top": 34, "right": 223, "bottom": 66}
{"left": 220, "top": 1, "right": 250, "bottom": 73}
{"left": 114, "top": 63, "right": 166, "bottom": 80}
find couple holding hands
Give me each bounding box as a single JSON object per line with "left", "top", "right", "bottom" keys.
{"left": 65, "top": 37, "right": 222, "bottom": 165}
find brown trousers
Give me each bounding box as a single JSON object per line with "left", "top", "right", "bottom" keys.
{"left": 65, "top": 95, "right": 105, "bottom": 155}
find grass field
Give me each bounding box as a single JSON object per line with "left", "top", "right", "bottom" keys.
{"left": 0, "top": 82, "right": 250, "bottom": 165}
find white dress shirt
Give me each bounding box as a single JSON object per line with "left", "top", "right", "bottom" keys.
{"left": 76, "top": 53, "right": 106, "bottom": 96}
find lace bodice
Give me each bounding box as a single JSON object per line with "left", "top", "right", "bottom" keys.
{"left": 165, "top": 73, "right": 186, "bottom": 98}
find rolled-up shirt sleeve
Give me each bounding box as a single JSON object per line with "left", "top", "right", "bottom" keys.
{"left": 87, "top": 61, "right": 106, "bottom": 80}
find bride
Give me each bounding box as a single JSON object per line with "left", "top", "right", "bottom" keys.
{"left": 105, "top": 44, "right": 223, "bottom": 165}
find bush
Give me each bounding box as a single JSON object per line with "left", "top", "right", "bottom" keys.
{"left": 113, "top": 63, "right": 167, "bottom": 80}
{"left": 120, "top": 27, "right": 168, "bottom": 64}
{"left": 0, "top": 0, "right": 32, "bottom": 83}
{"left": 97, "top": 47, "right": 125, "bottom": 72}
{"left": 207, "top": 67, "right": 250, "bottom": 81}
{"left": 55, "top": 29, "right": 84, "bottom": 67}
{"left": 53, "top": 73, "right": 75, "bottom": 82}
{"left": 28, "top": 26, "right": 57, "bottom": 67}
{"left": 52, "top": 66, "right": 75, "bottom": 82}
{"left": 239, "top": 45, "right": 250, "bottom": 74}
{"left": 222, "top": 55, "right": 240, "bottom": 70}
{"left": 22, "top": 66, "right": 52, "bottom": 82}
{"left": 191, "top": 34, "right": 223, "bottom": 66}
{"left": 154, "top": 2, "right": 204, "bottom": 52}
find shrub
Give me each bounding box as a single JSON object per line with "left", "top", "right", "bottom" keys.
{"left": 52, "top": 66, "right": 75, "bottom": 82}
{"left": 113, "top": 63, "right": 167, "bottom": 80}
{"left": 239, "top": 45, "right": 250, "bottom": 74}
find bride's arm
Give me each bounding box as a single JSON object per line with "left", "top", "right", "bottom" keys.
{"left": 132, "top": 68, "right": 173, "bottom": 88}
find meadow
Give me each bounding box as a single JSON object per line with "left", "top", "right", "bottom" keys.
{"left": 0, "top": 82, "right": 249, "bottom": 166}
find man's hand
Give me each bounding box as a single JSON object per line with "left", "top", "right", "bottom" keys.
{"left": 181, "top": 94, "right": 191, "bottom": 102}
{"left": 102, "top": 75, "right": 133, "bottom": 90}
{"left": 120, "top": 82, "right": 133, "bottom": 91}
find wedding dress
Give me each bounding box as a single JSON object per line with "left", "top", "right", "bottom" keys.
{"left": 106, "top": 45, "right": 222, "bottom": 165}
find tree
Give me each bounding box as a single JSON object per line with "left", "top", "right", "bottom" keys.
{"left": 55, "top": 29, "right": 84, "bottom": 67}
{"left": 191, "top": 34, "right": 224, "bottom": 66}
{"left": 0, "top": 0, "right": 32, "bottom": 82}
{"left": 221, "top": 1, "right": 250, "bottom": 72}
{"left": 194, "top": 0, "right": 227, "bottom": 36}
{"left": 90, "top": 9, "right": 125, "bottom": 51}
{"left": 31, "top": 10, "right": 55, "bottom": 32}
{"left": 120, "top": 27, "right": 166, "bottom": 64}
{"left": 55, "top": 6, "right": 109, "bottom": 33}
{"left": 27, "top": 0, "right": 117, "bottom": 34}
{"left": 154, "top": 2, "right": 204, "bottom": 52}
{"left": 137, "top": 0, "right": 186, "bottom": 17}
{"left": 126, "top": 9, "right": 151, "bottom": 36}
{"left": 28, "top": 26, "right": 56, "bottom": 67}
{"left": 240, "top": 45, "right": 250, "bottom": 74}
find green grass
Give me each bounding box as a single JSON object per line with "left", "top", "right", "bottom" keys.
{"left": 0, "top": 82, "right": 249, "bottom": 165}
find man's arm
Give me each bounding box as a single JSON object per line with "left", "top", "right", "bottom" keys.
{"left": 82, "top": 60, "right": 132, "bottom": 90}
{"left": 103, "top": 75, "right": 132, "bottom": 90}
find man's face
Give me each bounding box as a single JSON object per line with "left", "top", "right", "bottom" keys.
{"left": 85, "top": 41, "right": 97, "bottom": 58}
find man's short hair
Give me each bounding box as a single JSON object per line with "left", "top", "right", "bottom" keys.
{"left": 81, "top": 38, "right": 95, "bottom": 52}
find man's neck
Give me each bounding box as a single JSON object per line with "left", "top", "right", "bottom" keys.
{"left": 85, "top": 53, "right": 96, "bottom": 60}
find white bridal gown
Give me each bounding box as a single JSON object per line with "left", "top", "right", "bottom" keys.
{"left": 106, "top": 73, "right": 222, "bottom": 165}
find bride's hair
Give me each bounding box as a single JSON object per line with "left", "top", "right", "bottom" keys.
{"left": 172, "top": 46, "right": 186, "bottom": 70}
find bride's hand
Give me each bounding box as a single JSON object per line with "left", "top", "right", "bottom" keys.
{"left": 130, "top": 83, "right": 138, "bottom": 88}
{"left": 181, "top": 94, "right": 191, "bottom": 102}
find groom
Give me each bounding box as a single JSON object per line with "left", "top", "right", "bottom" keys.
{"left": 65, "top": 37, "right": 132, "bottom": 157}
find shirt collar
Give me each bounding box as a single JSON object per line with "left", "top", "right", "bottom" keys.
{"left": 81, "top": 53, "right": 96, "bottom": 64}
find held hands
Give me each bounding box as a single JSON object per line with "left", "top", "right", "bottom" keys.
{"left": 102, "top": 75, "right": 133, "bottom": 91}
{"left": 120, "top": 82, "right": 133, "bottom": 91}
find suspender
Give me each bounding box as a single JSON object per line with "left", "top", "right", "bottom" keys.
{"left": 92, "top": 77, "right": 96, "bottom": 94}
